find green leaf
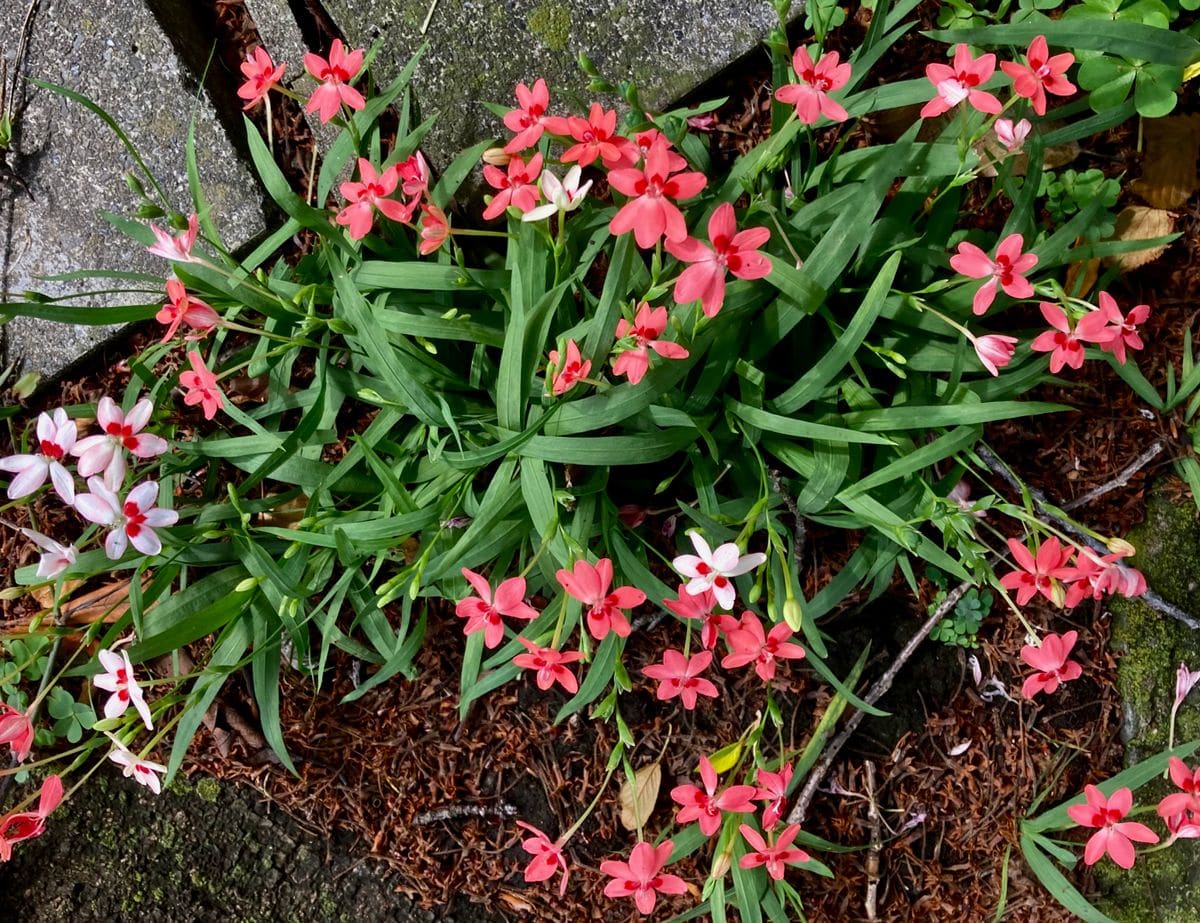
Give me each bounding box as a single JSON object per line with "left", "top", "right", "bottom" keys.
{"left": 728, "top": 401, "right": 895, "bottom": 446}
{"left": 250, "top": 597, "right": 298, "bottom": 774}
{"left": 1018, "top": 833, "right": 1116, "bottom": 923}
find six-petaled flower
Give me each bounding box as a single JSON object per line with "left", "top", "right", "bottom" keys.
{"left": 611, "top": 302, "right": 690, "bottom": 385}
{"left": 0, "top": 408, "right": 78, "bottom": 503}
{"left": 738, "top": 823, "right": 812, "bottom": 880}
{"left": 157, "top": 278, "right": 220, "bottom": 343}
{"left": 995, "top": 118, "right": 1031, "bottom": 153}
{"left": 504, "top": 78, "right": 552, "bottom": 153}
{"left": 483, "top": 152, "right": 543, "bottom": 220}
{"left": 304, "top": 39, "right": 366, "bottom": 123}
{"left": 1067, "top": 785, "right": 1158, "bottom": 869}
{"left": 522, "top": 166, "right": 592, "bottom": 223}
{"left": 1000, "top": 536, "right": 1074, "bottom": 606}
{"left": 337, "top": 158, "right": 417, "bottom": 240}
{"left": 94, "top": 647, "right": 154, "bottom": 730}
{"left": 666, "top": 202, "right": 771, "bottom": 317}
{"left": 672, "top": 531, "right": 766, "bottom": 611}
{"left": 643, "top": 649, "right": 719, "bottom": 710}
{"left": 0, "top": 704, "right": 34, "bottom": 763}
{"left": 600, "top": 840, "right": 688, "bottom": 915}
{"left": 19, "top": 527, "right": 76, "bottom": 579}
{"left": 949, "top": 233, "right": 1038, "bottom": 316}
{"left": 662, "top": 584, "right": 729, "bottom": 650}
{"left": 721, "top": 611, "right": 807, "bottom": 682}
{"left": 418, "top": 203, "right": 450, "bottom": 256}
{"left": 1000, "top": 36, "right": 1075, "bottom": 117}
{"left": 547, "top": 340, "right": 591, "bottom": 396}
{"left": 754, "top": 763, "right": 794, "bottom": 829}
{"left": 179, "top": 352, "right": 224, "bottom": 421}
{"left": 920, "top": 44, "right": 1003, "bottom": 119}
{"left": 147, "top": 212, "right": 202, "bottom": 263}
{"left": 1094, "top": 291, "right": 1149, "bottom": 365}
{"left": 513, "top": 638, "right": 583, "bottom": 694}
{"left": 74, "top": 478, "right": 179, "bottom": 560}
{"left": 108, "top": 740, "right": 168, "bottom": 795}
{"left": 556, "top": 558, "right": 645, "bottom": 640}
{"left": 514, "top": 820, "right": 570, "bottom": 896}
{"left": 0, "top": 775, "right": 62, "bottom": 862}
{"left": 1019, "top": 630, "right": 1083, "bottom": 699}
{"left": 609, "top": 138, "right": 707, "bottom": 249}
{"left": 71, "top": 397, "right": 168, "bottom": 489}
{"left": 237, "top": 46, "right": 286, "bottom": 111}
{"left": 455, "top": 567, "right": 538, "bottom": 649}
{"left": 670, "top": 754, "right": 757, "bottom": 836}
{"left": 547, "top": 102, "right": 626, "bottom": 168}
{"left": 967, "top": 331, "right": 1019, "bottom": 377}
{"left": 775, "top": 46, "right": 851, "bottom": 125}
{"left": 1030, "top": 302, "right": 1114, "bottom": 374}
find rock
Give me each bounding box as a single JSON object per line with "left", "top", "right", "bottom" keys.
{"left": 0, "top": 0, "right": 264, "bottom": 381}
{"left": 308, "top": 0, "right": 782, "bottom": 169}
{"left": 1100, "top": 488, "right": 1200, "bottom": 922}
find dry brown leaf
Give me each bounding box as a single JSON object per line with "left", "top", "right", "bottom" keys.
{"left": 1106, "top": 205, "right": 1175, "bottom": 271}
{"left": 618, "top": 762, "right": 662, "bottom": 831}
{"left": 31, "top": 576, "right": 150, "bottom": 624}
{"left": 1130, "top": 114, "right": 1200, "bottom": 209}
{"left": 254, "top": 494, "right": 308, "bottom": 527}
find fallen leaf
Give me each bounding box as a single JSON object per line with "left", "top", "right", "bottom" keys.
{"left": 1130, "top": 114, "right": 1200, "bottom": 209}
{"left": 619, "top": 762, "right": 662, "bottom": 831}
{"left": 32, "top": 576, "right": 150, "bottom": 625}
{"left": 1106, "top": 205, "right": 1175, "bottom": 271}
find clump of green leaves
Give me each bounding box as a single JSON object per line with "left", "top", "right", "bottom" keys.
{"left": 1038, "top": 168, "right": 1121, "bottom": 239}
{"left": 926, "top": 568, "right": 994, "bottom": 647}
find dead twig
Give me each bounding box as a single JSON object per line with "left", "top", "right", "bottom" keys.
{"left": 1062, "top": 441, "right": 1165, "bottom": 511}
{"left": 413, "top": 802, "right": 517, "bottom": 825}
{"left": 864, "top": 760, "right": 882, "bottom": 921}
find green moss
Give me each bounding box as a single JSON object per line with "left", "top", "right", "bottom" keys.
{"left": 195, "top": 776, "right": 220, "bottom": 803}
{"left": 527, "top": 1, "right": 572, "bottom": 51}
{"left": 1095, "top": 837, "right": 1200, "bottom": 923}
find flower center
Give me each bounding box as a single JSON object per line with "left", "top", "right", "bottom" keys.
{"left": 39, "top": 439, "right": 64, "bottom": 460}
{"left": 124, "top": 501, "right": 147, "bottom": 538}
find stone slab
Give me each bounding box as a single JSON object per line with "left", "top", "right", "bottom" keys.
{"left": 0, "top": 0, "right": 265, "bottom": 381}
{"left": 313, "top": 0, "right": 780, "bottom": 169}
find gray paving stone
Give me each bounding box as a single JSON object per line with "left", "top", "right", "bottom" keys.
{"left": 0, "top": 0, "right": 264, "bottom": 381}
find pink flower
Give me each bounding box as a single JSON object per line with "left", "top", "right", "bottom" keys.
{"left": 515, "top": 820, "right": 570, "bottom": 896}
{"left": 995, "top": 118, "right": 1032, "bottom": 153}
{"left": 0, "top": 407, "right": 77, "bottom": 503}
{"left": 418, "top": 204, "right": 450, "bottom": 256}
{"left": 513, "top": 638, "right": 582, "bottom": 693}
{"left": 455, "top": 567, "right": 538, "bottom": 649}
{"left": 1158, "top": 757, "right": 1200, "bottom": 820}
{"left": 71, "top": 397, "right": 168, "bottom": 488}
{"left": 503, "top": 78, "right": 552, "bottom": 153}
{"left": 1000, "top": 536, "right": 1074, "bottom": 606}
{"left": 613, "top": 129, "right": 688, "bottom": 171}
{"left": 1020, "top": 631, "right": 1084, "bottom": 699}
{"left": 147, "top": 212, "right": 201, "bottom": 263}
{"left": 755, "top": 763, "right": 794, "bottom": 829}
{"left": 920, "top": 44, "right": 1003, "bottom": 119}
{"left": 179, "top": 352, "right": 224, "bottom": 421}
{"left": 721, "top": 612, "right": 807, "bottom": 682}
{"left": 1000, "top": 36, "right": 1075, "bottom": 117}
{"left": 237, "top": 46, "right": 286, "bottom": 111}
{"left": 94, "top": 647, "right": 153, "bottom": 730}
{"left": 1177, "top": 662, "right": 1200, "bottom": 710}
{"left": 0, "top": 703, "right": 34, "bottom": 762}
{"left": 547, "top": 340, "right": 591, "bottom": 396}
{"left": 643, "top": 649, "right": 719, "bottom": 710}
{"left": 304, "top": 39, "right": 366, "bottom": 123}
{"left": 672, "top": 531, "right": 766, "bottom": 610}
{"left": 1062, "top": 548, "right": 1145, "bottom": 607}
{"left": 19, "top": 528, "right": 76, "bottom": 579}
{"left": 74, "top": 477, "right": 179, "bottom": 560}
{"left": 1030, "top": 302, "right": 1114, "bottom": 373}
{"left": 337, "top": 158, "right": 416, "bottom": 240}
{"left": 551, "top": 103, "right": 626, "bottom": 168}
{"left": 774, "top": 47, "right": 851, "bottom": 125}
{"left": 600, "top": 840, "right": 688, "bottom": 915}
{"left": 1095, "top": 291, "right": 1149, "bottom": 365}
{"left": 738, "top": 823, "right": 811, "bottom": 880}
{"left": 1164, "top": 809, "right": 1200, "bottom": 842}
{"left": 967, "top": 331, "right": 1018, "bottom": 377}
{"left": 949, "top": 233, "right": 1038, "bottom": 316}
{"left": 393, "top": 152, "right": 430, "bottom": 198}
{"left": 612, "top": 302, "right": 690, "bottom": 385}
{"left": 108, "top": 741, "right": 167, "bottom": 795}
{"left": 482, "top": 152, "right": 543, "bottom": 221}
{"left": 671, "top": 755, "right": 757, "bottom": 836}
{"left": 666, "top": 203, "right": 771, "bottom": 317}
{"left": 555, "top": 558, "right": 645, "bottom": 640}
{"left": 608, "top": 138, "right": 708, "bottom": 249}
{"left": 1067, "top": 785, "right": 1158, "bottom": 868}
{"left": 0, "top": 775, "right": 62, "bottom": 862}
{"left": 157, "top": 278, "right": 220, "bottom": 343}
{"left": 662, "top": 584, "right": 730, "bottom": 650}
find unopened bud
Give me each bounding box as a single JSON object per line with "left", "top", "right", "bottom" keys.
{"left": 234, "top": 576, "right": 261, "bottom": 594}
{"left": 481, "top": 147, "right": 511, "bottom": 167}
{"left": 1107, "top": 537, "right": 1136, "bottom": 557}
{"left": 710, "top": 844, "right": 734, "bottom": 880}
{"left": 1050, "top": 580, "right": 1066, "bottom": 608}
{"left": 783, "top": 597, "right": 803, "bottom": 631}
{"left": 0, "top": 586, "right": 27, "bottom": 600}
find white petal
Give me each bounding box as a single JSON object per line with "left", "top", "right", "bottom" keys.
{"left": 97, "top": 649, "right": 124, "bottom": 674}
{"left": 73, "top": 441, "right": 114, "bottom": 478}
{"left": 521, "top": 203, "right": 559, "bottom": 223}
{"left": 132, "top": 692, "right": 154, "bottom": 731}
{"left": 50, "top": 462, "right": 76, "bottom": 505}
{"left": 687, "top": 530, "right": 714, "bottom": 564}
{"left": 723, "top": 552, "right": 767, "bottom": 578}
{"left": 75, "top": 493, "right": 117, "bottom": 526}
{"left": 125, "top": 399, "right": 154, "bottom": 433}
{"left": 126, "top": 481, "right": 160, "bottom": 514}
{"left": 102, "top": 453, "right": 127, "bottom": 491}
{"left": 129, "top": 434, "right": 168, "bottom": 458}
{"left": 36, "top": 412, "right": 55, "bottom": 444}
{"left": 7, "top": 461, "right": 49, "bottom": 499}
{"left": 711, "top": 542, "right": 742, "bottom": 573}
{"left": 672, "top": 554, "right": 703, "bottom": 579}
{"left": 142, "top": 508, "right": 178, "bottom": 528}
{"left": 96, "top": 397, "right": 120, "bottom": 431}
{"left": 128, "top": 527, "right": 162, "bottom": 557}
{"left": 103, "top": 694, "right": 128, "bottom": 720}
{"left": 713, "top": 581, "right": 737, "bottom": 611}
{"left": 105, "top": 528, "right": 129, "bottom": 561}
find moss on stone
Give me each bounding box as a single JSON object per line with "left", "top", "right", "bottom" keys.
{"left": 526, "top": 1, "right": 572, "bottom": 51}
{"left": 196, "top": 775, "right": 221, "bottom": 802}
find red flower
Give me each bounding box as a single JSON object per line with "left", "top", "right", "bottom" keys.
{"left": 738, "top": 822, "right": 811, "bottom": 880}
{"left": 547, "top": 340, "right": 591, "bottom": 396}
{"left": 455, "top": 567, "right": 538, "bottom": 649}
{"left": 967, "top": 332, "right": 1018, "bottom": 377}
{"left": 514, "top": 820, "right": 570, "bottom": 896}
{"left": 920, "top": 44, "right": 1003, "bottom": 118}
{"left": 1062, "top": 548, "right": 1146, "bottom": 607}
{"left": 754, "top": 763, "right": 794, "bottom": 829}
{"left": 666, "top": 203, "right": 771, "bottom": 317}
{"left": 418, "top": 204, "right": 449, "bottom": 256}
{"left": 609, "top": 138, "right": 707, "bottom": 249}
{"left": 662, "top": 584, "right": 730, "bottom": 650}
{"left": 0, "top": 775, "right": 62, "bottom": 862}
{"left": 1020, "top": 631, "right": 1083, "bottom": 699}
{"left": 1067, "top": 785, "right": 1158, "bottom": 869}
{"left": 720, "top": 612, "right": 806, "bottom": 682}
{"left": 643, "top": 649, "right": 719, "bottom": 710}
{"left": 392, "top": 152, "right": 430, "bottom": 199}
{"left": 513, "top": 638, "right": 582, "bottom": 694}
{"left": 611, "top": 302, "right": 689, "bottom": 385}
{"left": 237, "top": 46, "right": 286, "bottom": 111}
{"left": 671, "top": 754, "right": 757, "bottom": 836}
{"left": 157, "top": 278, "right": 219, "bottom": 343}
{"left": 550, "top": 103, "right": 625, "bottom": 168}
{"left": 949, "top": 233, "right": 1037, "bottom": 316}
{"left": 999, "top": 536, "right": 1074, "bottom": 606}
{"left": 1095, "top": 291, "right": 1149, "bottom": 365}
{"left": 600, "top": 840, "right": 688, "bottom": 915}
{"left": 1030, "top": 303, "right": 1114, "bottom": 374}
{"left": 1000, "top": 36, "right": 1075, "bottom": 117}
{"left": 337, "top": 158, "right": 416, "bottom": 240}
{"left": 503, "top": 78, "right": 552, "bottom": 153}
{"left": 0, "top": 704, "right": 34, "bottom": 763}
{"left": 555, "top": 558, "right": 645, "bottom": 640}
{"left": 178, "top": 352, "right": 224, "bottom": 421}
{"left": 775, "top": 47, "right": 851, "bottom": 125}
{"left": 482, "top": 152, "right": 543, "bottom": 220}
{"left": 304, "top": 39, "right": 366, "bottom": 123}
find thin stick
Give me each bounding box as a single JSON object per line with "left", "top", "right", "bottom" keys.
{"left": 864, "top": 760, "right": 882, "bottom": 921}
{"left": 420, "top": 0, "right": 440, "bottom": 35}
{"left": 1062, "top": 441, "right": 1165, "bottom": 511}
{"left": 413, "top": 802, "right": 516, "bottom": 825}
{"left": 786, "top": 581, "right": 971, "bottom": 826}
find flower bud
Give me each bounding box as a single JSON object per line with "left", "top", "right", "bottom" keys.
{"left": 1107, "top": 537, "right": 1136, "bottom": 557}
{"left": 481, "top": 147, "right": 511, "bottom": 167}
{"left": 783, "top": 597, "right": 804, "bottom": 631}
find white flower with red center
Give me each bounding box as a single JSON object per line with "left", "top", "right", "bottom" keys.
{"left": 672, "top": 531, "right": 766, "bottom": 610}
{"left": 107, "top": 740, "right": 168, "bottom": 795}
{"left": 19, "top": 528, "right": 77, "bottom": 579}
{"left": 0, "top": 408, "right": 77, "bottom": 503}
{"left": 74, "top": 478, "right": 178, "bottom": 560}
{"left": 93, "top": 647, "right": 153, "bottom": 730}
{"left": 71, "top": 398, "right": 168, "bottom": 489}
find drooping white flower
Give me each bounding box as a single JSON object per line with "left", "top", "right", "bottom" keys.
{"left": 107, "top": 741, "right": 167, "bottom": 795}
{"left": 522, "top": 166, "right": 593, "bottom": 222}
{"left": 93, "top": 647, "right": 153, "bottom": 730}
{"left": 19, "top": 528, "right": 77, "bottom": 579}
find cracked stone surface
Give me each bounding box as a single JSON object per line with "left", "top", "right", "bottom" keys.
{"left": 0, "top": 0, "right": 264, "bottom": 381}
